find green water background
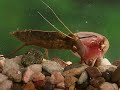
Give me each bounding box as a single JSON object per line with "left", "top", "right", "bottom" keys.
{"left": 0, "top": 0, "right": 120, "bottom": 62}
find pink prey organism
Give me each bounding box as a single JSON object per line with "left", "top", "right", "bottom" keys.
{"left": 71, "top": 32, "right": 109, "bottom": 66}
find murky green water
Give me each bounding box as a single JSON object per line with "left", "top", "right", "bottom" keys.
{"left": 0, "top": 0, "right": 120, "bottom": 62}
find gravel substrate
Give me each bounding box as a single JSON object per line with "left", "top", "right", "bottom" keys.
{"left": 0, "top": 48, "right": 120, "bottom": 90}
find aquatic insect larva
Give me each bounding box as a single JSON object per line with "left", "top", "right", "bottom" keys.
{"left": 11, "top": 0, "right": 109, "bottom": 66}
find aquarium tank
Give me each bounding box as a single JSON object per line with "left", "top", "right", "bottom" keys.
{"left": 0, "top": 0, "right": 120, "bottom": 63}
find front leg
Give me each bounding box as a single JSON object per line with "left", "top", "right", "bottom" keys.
{"left": 71, "top": 36, "right": 87, "bottom": 64}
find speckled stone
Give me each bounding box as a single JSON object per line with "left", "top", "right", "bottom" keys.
{"left": 63, "top": 65, "right": 88, "bottom": 76}
{"left": 51, "top": 58, "right": 67, "bottom": 68}
{"left": 32, "top": 72, "right": 45, "bottom": 82}
{"left": 23, "top": 67, "right": 34, "bottom": 83}
{"left": 42, "top": 61, "right": 63, "bottom": 74}
{"left": 28, "top": 64, "right": 42, "bottom": 73}
{"left": 97, "top": 65, "right": 117, "bottom": 73}
{"left": 0, "top": 73, "right": 8, "bottom": 83}
{"left": 11, "top": 55, "right": 23, "bottom": 65}
{"left": 2, "top": 59, "right": 22, "bottom": 82}
{"left": 90, "top": 77, "right": 105, "bottom": 88}
{"left": 21, "top": 48, "right": 43, "bottom": 67}
{"left": 23, "top": 64, "right": 42, "bottom": 83}
{"left": 64, "top": 76, "right": 78, "bottom": 88}
{"left": 0, "top": 79, "right": 13, "bottom": 90}
{"left": 100, "top": 82, "right": 118, "bottom": 90}
{"left": 86, "top": 66, "right": 102, "bottom": 78}
{"left": 50, "top": 71, "right": 64, "bottom": 84}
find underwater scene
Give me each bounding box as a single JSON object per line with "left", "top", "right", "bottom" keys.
{"left": 1, "top": 0, "right": 120, "bottom": 90}
{"left": 0, "top": 0, "right": 120, "bottom": 62}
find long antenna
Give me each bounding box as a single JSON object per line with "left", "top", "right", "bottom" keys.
{"left": 38, "top": 11, "right": 72, "bottom": 39}
{"left": 41, "top": 0, "right": 74, "bottom": 35}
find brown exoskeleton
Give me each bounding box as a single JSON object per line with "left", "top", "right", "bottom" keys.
{"left": 10, "top": 0, "right": 109, "bottom": 66}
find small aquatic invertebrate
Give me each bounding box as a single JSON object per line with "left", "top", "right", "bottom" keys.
{"left": 72, "top": 32, "right": 109, "bottom": 65}
{"left": 10, "top": 0, "right": 109, "bottom": 66}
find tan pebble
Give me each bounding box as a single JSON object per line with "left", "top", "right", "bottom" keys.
{"left": 69, "top": 83, "right": 76, "bottom": 90}
{"left": 64, "top": 76, "right": 78, "bottom": 87}
{"left": 23, "top": 82, "right": 36, "bottom": 90}
{"left": 98, "top": 65, "right": 117, "bottom": 73}
{"left": 50, "top": 71, "right": 64, "bottom": 84}
{"left": 63, "top": 65, "right": 88, "bottom": 76}
{"left": 29, "top": 64, "right": 42, "bottom": 73}
{"left": 56, "top": 82, "right": 65, "bottom": 89}
{"left": 23, "top": 67, "right": 34, "bottom": 83}
{"left": 42, "top": 61, "right": 63, "bottom": 73}
{"left": 0, "top": 80, "right": 13, "bottom": 90}
{"left": 51, "top": 58, "right": 68, "bottom": 68}
{"left": 100, "top": 82, "right": 118, "bottom": 90}
{"left": 32, "top": 72, "right": 45, "bottom": 82}
{"left": 0, "top": 73, "right": 8, "bottom": 83}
